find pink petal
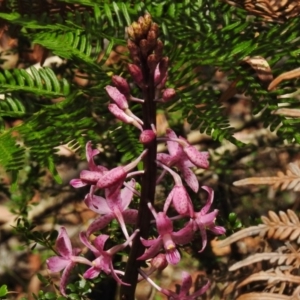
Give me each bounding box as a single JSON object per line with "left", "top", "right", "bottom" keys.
{"left": 171, "top": 186, "right": 193, "bottom": 217}
{"left": 138, "top": 239, "right": 162, "bottom": 261}
{"left": 96, "top": 166, "right": 126, "bottom": 189}
{"left": 198, "top": 224, "right": 208, "bottom": 252}
{"left": 120, "top": 179, "right": 135, "bottom": 210}
{"left": 109, "top": 261, "right": 130, "bottom": 286}
{"left": 79, "top": 231, "right": 100, "bottom": 256}
{"left": 179, "top": 272, "right": 192, "bottom": 296}
{"left": 47, "top": 256, "right": 69, "bottom": 272}
{"left": 140, "top": 236, "right": 160, "bottom": 247}
{"left": 60, "top": 261, "right": 76, "bottom": 296}
{"left": 163, "top": 188, "right": 174, "bottom": 213}
{"left": 105, "top": 85, "right": 128, "bottom": 110}
{"left": 86, "top": 141, "right": 100, "bottom": 171}
{"left": 83, "top": 266, "right": 100, "bottom": 279}
{"left": 210, "top": 225, "right": 226, "bottom": 235}
{"left": 56, "top": 227, "right": 72, "bottom": 258}
{"left": 166, "top": 129, "right": 180, "bottom": 157}
{"left": 172, "top": 221, "right": 194, "bottom": 245}
{"left": 165, "top": 247, "right": 180, "bottom": 265}
{"left": 200, "top": 186, "right": 214, "bottom": 214}
{"left": 86, "top": 214, "right": 114, "bottom": 236}
{"left": 156, "top": 153, "right": 173, "bottom": 166}
{"left": 156, "top": 212, "right": 173, "bottom": 235}
{"left": 69, "top": 178, "right": 87, "bottom": 188}
{"left": 80, "top": 170, "right": 102, "bottom": 182}
{"left": 183, "top": 147, "right": 209, "bottom": 169}
{"left": 84, "top": 194, "right": 111, "bottom": 215}
{"left": 93, "top": 235, "right": 110, "bottom": 252}
{"left": 179, "top": 163, "right": 199, "bottom": 193}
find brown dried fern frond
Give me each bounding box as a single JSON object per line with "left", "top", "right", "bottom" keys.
{"left": 237, "top": 269, "right": 300, "bottom": 289}
{"left": 219, "top": 210, "right": 300, "bottom": 299}
{"left": 233, "top": 162, "right": 300, "bottom": 191}
{"left": 219, "top": 210, "right": 300, "bottom": 249}
{"left": 229, "top": 251, "right": 300, "bottom": 271}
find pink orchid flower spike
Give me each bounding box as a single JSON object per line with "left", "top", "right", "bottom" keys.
{"left": 139, "top": 269, "right": 210, "bottom": 300}
{"left": 85, "top": 179, "right": 138, "bottom": 239}
{"left": 138, "top": 203, "right": 194, "bottom": 265}
{"left": 192, "top": 186, "right": 226, "bottom": 252}
{"left": 79, "top": 230, "right": 139, "bottom": 284}
{"left": 46, "top": 227, "right": 92, "bottom": 296}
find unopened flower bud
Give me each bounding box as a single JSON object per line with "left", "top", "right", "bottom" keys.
{"left": 139, "top": 14, "right": 152, "bottom": 34}
{"left": 128, "top": 64, "right": 144, "bottom": 87}
{"left": 139, "top": 129, "right": 156, "bottom": 144}
{"left": 151, "top": 254, "right": 168, "bottom": 271}
{"left": 132, "top": 21, "right": 143, "bottom": 40}
{"left": 150, "top": 23, "right": 159, "bottom": 36}
{"left": 139, "top": 39, "right": 149, "bottom": 57}
{"left": 147, "top": 54, "right": 159, "bottom": 72}
{"left": 147, "top": 30, "right": 157, "bottom": 50}
{"left": 127, "top": 39, "right": 140, "bottom": 61}
{"left": 143, "top": 13, "right": 152, "bottom": 30}
{"left": 105, "top": 85, "right": 128, "bottom": 110}
{"left": 127, "top": 26, "right": 135, "bottom": 40}
{"left": 112, "top": 75, "right": 130, "bottom": 98}
{"left": 162, "top": 88, "right": 176, "bottom": 102}
{"left": 154, "top": 40, "right": 164, "bottom": 60}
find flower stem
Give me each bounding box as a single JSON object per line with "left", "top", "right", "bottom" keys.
{"left": 120, "top": 56, "right": 157, "bottom": 300}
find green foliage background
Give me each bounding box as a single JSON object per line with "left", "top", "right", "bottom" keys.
{"left": 0, "top": 0, "right": 299, "bottom": 182}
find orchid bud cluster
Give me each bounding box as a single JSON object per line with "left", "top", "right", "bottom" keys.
{"left": 47, "top": 13, "right": 225, "bottom": 299}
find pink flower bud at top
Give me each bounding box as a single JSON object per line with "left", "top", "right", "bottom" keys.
{"left": 111, "top": 75, "right": 130, "bottom": 98}
{"left": 151, "top": 254, "right": 168, "bottom": 271}
{"left": 139, "top": 129, "right": 156, "bottom": 144}
{"left": 105, "top": 86, "right": 128, "bottom": 110}
{"left": 162, "top": 88, "right": 176, "bottom": 102}
{"left": 128, "top": 64, "right": 144, "bottom": 87}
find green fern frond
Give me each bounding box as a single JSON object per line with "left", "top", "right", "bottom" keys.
{"left": 0, "top": 67, "right": 70, "bottom": 96}
{"left": 109, "top": 124, "right": 143, "bottom": 162}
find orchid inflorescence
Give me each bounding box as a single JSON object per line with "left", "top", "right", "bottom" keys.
{"left": 47, "top": 13, "right": 225, "bottom": 298}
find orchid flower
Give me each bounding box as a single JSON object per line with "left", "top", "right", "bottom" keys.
{"left": 138, "top": 203, "right": 194, "bottom": 265}
{"left": 46, "top": 227, "right": 92, "bottom": 296}
{"left": 192, "top": 186, "right": 226, "bottom": 252}
{"left": 79, "top": 230, "right": 139, "bottom": 284}
{"left": 70, "top": 147, "right": 147, "bottom": 190}
{"left": 157, "top": 160, "right": 194, "bottom": 217}
{"left": 84, "top": 179, "right": 138, "bottom": 239}
{"left": 70, "top": 142, "right": 108, "bottom": 188}
{"left": 157, "top": 129, "right": 209, "bottom": 193}
{"left": 139, "top": 269, "right": 210, "bottom": 300}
